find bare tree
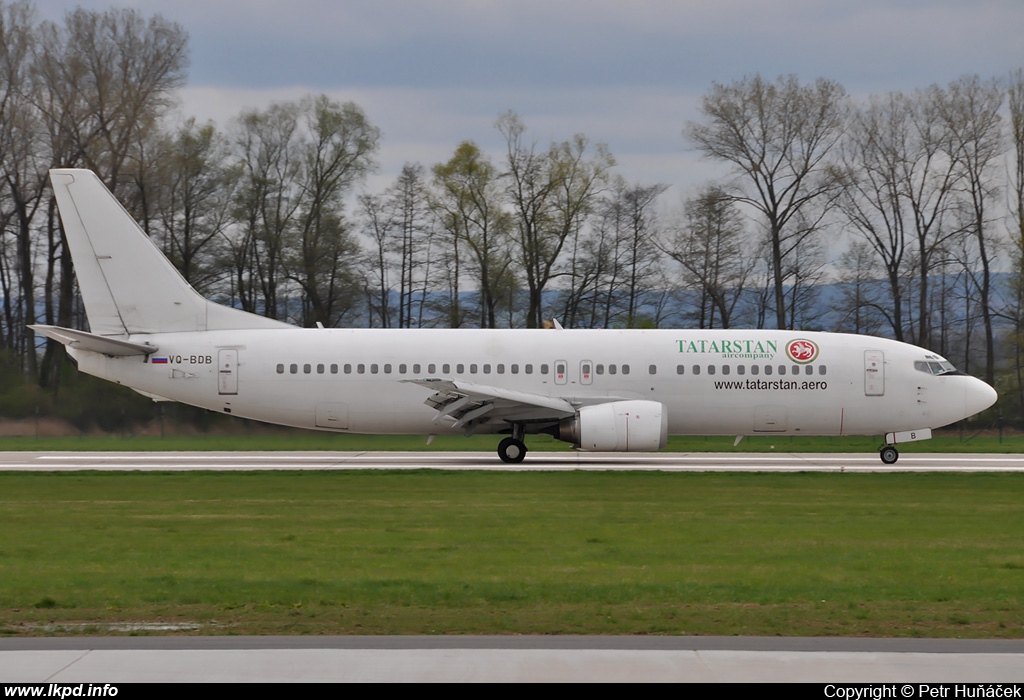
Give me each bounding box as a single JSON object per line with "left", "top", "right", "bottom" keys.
{"left": 0, "top": 0, "right": 44, "bottom": 373}
{"left": 497, "top": 111, "right": 614, "bottom": 328}
{"left": 609, "top": 179, "right": 669, "bottom": 327}
{"left": 936, "top": 74, "right": 1005, "bottom": 385}
{"left": 685, "top": 74, "right": 847, "bottom": 329}
{"left": 1007, "top": 69, "right": 1024, "bottom": 416}
{"left": 32, "top": 4, "right": 188, "bottom": 388}
{"left": 833, "top": 241, "right": 887, "bottom": 335}
{"left": 389, "top": 163, "right": 431, "bottom": 328}
{"left": 230, "top": 101, "right": 302, "bottom": 318}
{"left": 148, "top": 118, "right": 238, "bottom": 296}
{"left": 359, "top": 192, "right": 395, "bottom": 327}
{"left": 837, "top": 93, "right": 914, "bottom": 340}
{"left": 665, "top": 185, "right": 753, "bottom": 329}
{"left": 432, "top": 141, "right": 512, "bottom": 328}
{"left": 288, "top": 95, "right": 379, "bottom": 327}
{"left": 901, "top": 85, "right": 967, "bottom": 348}
{"left": 36, "top": 7, "right": 188, "bottom": 192}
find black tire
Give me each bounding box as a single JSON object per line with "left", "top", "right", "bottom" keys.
{"left": 497, "top": 437, "right": 527, "bottom": 464}
{"left": 879, "top": 446, "right": 899, "bottom": 465}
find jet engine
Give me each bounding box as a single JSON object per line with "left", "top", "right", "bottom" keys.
{"left": 556, "top": 400, "right": 668, "bottom": 452}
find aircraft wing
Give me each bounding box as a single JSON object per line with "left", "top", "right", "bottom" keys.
{"left": 402, "top": 378, "right": 576, "bottom": 433}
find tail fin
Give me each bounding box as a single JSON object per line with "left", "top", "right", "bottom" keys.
{"left": 49, "top": 169, "right": 290, "bottom": 335}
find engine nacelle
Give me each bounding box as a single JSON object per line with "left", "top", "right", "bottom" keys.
{"left": 557, "top": 400, "right": 668, "bottom": 452}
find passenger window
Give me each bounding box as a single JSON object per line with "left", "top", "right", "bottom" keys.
{"left": 596, "top": 364, "right": 604, "bottom": 375}
{"left": 317, "top": 363, "right": 325, "bottom": 374}
{"left": 649, "top": 364, "right": 657, "bottom": 375}
{"left": 819, "top": 365, "right": 827, "bottom": 376}
{"left": 357, "top": 364, "right": 365, "bottom": 374}
{"left": 276, "top": 364, "right": 284, "bottom": 374}
{"left": 676, "top": 365, "right": 685, "bottom": 375}
{"left": 456, "top": 364, "right": 464, "bottom": 373}
{"left": 722, "top": 365, "right": 730, "bottom": 375}
{"left": 344, "top": 364, "right": 352, "bottom": 374}
{"left": 497, "top": 364, "right": 505, "bottom": 374}
{"left": 622, "top": 365, "right": 630, "bottom": 375}
{"left": 470, "top": 364, "right": 478, "bottom": 373}
{"left": 483, "top": 364, "right": 491, "bottom": 374}
{"left": 692, "top": 365, "right": 700, "bottom": 376}
{"left": 751, "top": 365, "right": 759, "bottom": 376}
{"left": 384, "top": 364, "right": 392, "bottom": 374}
{"left": 413, "top": 364, "right": 421, "bottom": 374}
{"left": 609, "top": 364, "right": 617, "bottom": 375}
{"left": 777, "top": 365, "right": 786, "bottom": 375}
{"left": 805, "top": 365, "right": 813, "bottom": 375}
{"left": 371, "top": 364, "right": 379, "bottom": 374}
{"left": 303, "top": 364, "right": 311, "bottom": 374}
{"left": 708, "top": 365, "right": 716, "bottom": 375}
{"left": 764, "top": 365, "right": 772, "bottom": 376}
{"left": 399, "top": 364, "right": 407, "bottom": 374}
{"left": 540, "top": 364, "right": 549, "bottom": 374}
{"left": 290, "top": 364, "right": 298, "bottom": 374}
{"left": 737, "top": 365, "right": 745, "bottom": 376}
{"left": 525, "top": 364, "right": 533, "bottom": 374}
{"left": 330, "top": 364, "right": 338, "bottom": 374}
{"left": 511, "top": 364, "right": 519, "bottom": 374}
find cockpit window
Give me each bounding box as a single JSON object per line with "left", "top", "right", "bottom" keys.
{"left": 914, "top": 360, "right": 957, "bottom": 376}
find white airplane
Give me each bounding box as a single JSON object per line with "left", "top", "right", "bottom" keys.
{"left": 33, "top": 169, "right": 997, "bottom": 464}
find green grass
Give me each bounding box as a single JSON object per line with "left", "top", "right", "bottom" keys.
{"left": 1, "top": 470, "right": 1022, "bottom": 637}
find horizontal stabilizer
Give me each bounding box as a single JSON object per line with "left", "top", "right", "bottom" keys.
{"left": 30, "top": 325, "right": 157, "bottom": 357}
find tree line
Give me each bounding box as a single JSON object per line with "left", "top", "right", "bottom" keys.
{"left": 1, "top": 2, "right": 1023, "bottom": 424}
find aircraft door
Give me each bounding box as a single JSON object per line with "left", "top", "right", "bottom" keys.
{"left": 218, "top": 349, "right": 238, "bottom": 395}
{"left": 864, "top": 350, "right": 884, "bottom": 396}
{"left": 554, "top": 360, "right": 568, "bottom": 385}
{"left": 579, "top": 360, "right": 593, "bottom": 385}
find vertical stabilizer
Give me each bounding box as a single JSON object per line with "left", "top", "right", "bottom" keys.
{"left": 49, "top": 169, "right": 290, "bottom": 335}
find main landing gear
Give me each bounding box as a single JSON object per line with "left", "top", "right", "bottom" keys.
{"left": 497, "top": 424, "right": 528, "bottom": 464}
{"left": 879, "top": 445, "right": 899, "bottom": 465}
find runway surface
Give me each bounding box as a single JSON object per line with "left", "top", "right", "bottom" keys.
{"left": 3, "top": 450, "right": 1023, "bottom": 682}
{"left": 2, "top": 450, "right": 1024, "bottom": 471}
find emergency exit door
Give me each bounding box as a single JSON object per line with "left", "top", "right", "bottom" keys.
{"left": 218, "top": 349, "right": 238, "bottom": 395}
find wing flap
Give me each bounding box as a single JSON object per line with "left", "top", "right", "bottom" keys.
{"left": 402, "top": 378, "right": 576, "bottom": 433}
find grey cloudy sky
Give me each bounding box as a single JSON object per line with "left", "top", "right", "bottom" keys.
{"left": 35, "top": 0, "right": 1024, "bottom": 195}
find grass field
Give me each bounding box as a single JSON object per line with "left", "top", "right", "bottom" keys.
{"left": 1, "top": 469, "right": 1023, "bottom": 638}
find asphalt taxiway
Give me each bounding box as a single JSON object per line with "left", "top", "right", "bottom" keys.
{"left": 3, "top": 636, "right": 1024, "bottom": 683}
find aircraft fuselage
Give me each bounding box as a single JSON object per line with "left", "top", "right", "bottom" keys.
{"left": 71, "top": 327, "right": 992, "bottom": 440}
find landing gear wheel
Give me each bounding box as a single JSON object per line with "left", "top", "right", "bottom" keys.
{"left": 879, "top": 445, "right": 899, "bottom": 465}
{"left": 498, "top": 437, "right": 527, "bottom": 464}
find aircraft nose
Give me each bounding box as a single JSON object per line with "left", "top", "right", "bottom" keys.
{"left": 965, "top": 377, "right": 997, "bottom": 418}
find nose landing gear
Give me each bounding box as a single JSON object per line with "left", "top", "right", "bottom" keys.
{"left": 879, "top": 445, "right": 899, "bottom": 464}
